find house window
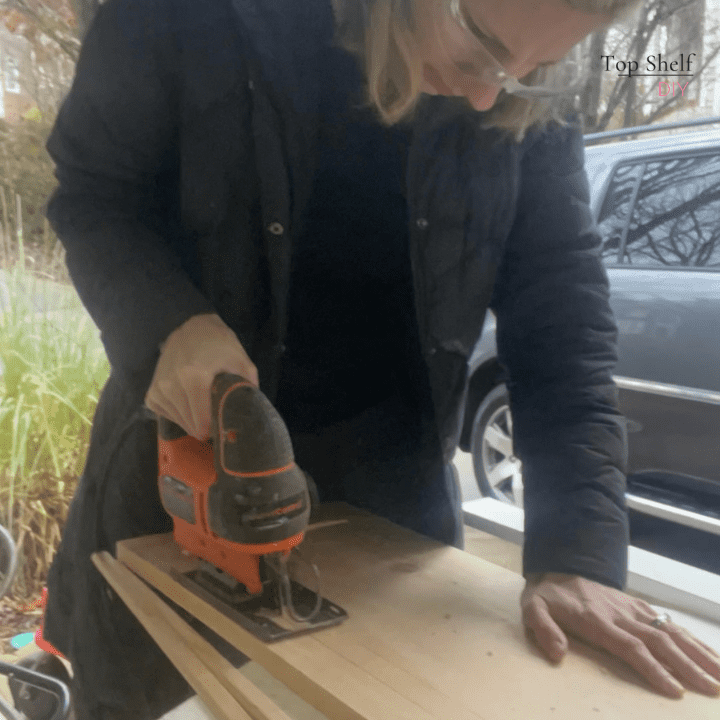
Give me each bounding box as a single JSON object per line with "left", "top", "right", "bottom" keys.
{"left": 5, "top": 57, "right": 20, "bottom": 94}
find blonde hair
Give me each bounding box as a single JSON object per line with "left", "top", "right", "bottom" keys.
{"left": 333, "top": 0, "right": 642, "bottom": 138}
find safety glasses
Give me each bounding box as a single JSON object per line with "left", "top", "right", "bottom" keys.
{"left": 444, "top": 0, "right": 583, "bottom": 99}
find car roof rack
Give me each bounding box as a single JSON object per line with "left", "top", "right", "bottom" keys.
{"left": 584, "top": 116, "right": 720, "bottom": 144}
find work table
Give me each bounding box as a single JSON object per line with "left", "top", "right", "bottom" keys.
{"left": 102, "top": 502, "right": 720, "bottom": 720}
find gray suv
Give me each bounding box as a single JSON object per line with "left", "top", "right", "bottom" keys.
{"left": 459, "top": 121, "right": 720, "bottom": 534}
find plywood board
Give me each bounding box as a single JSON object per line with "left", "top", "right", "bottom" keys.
{"left": 116, "top": 503, "right": 719, "bottom": 720}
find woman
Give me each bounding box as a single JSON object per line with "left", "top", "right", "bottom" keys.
{"left": 43, "top": 0, "right": 720, "bottom": 717}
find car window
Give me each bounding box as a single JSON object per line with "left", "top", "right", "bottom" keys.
{"left": 597, "top": 162, "right": 644, "bottom": 264}
{"left": 597, "top": 152, "right": 720, "bottom": 267}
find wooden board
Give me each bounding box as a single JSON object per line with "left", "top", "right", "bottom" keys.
{"left": 116, "top": 503, "right": 719, "bottom": 720}
{"left": 92, "top": 551, "right": 293, "bottom": 720}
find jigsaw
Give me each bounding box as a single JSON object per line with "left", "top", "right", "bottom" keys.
{"left": 157, "top": 372, "right": 347, "bottom": 642}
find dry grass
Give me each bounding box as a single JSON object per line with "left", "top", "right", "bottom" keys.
{"left": 1, "top": 239, "right": 109, "bottom": 607}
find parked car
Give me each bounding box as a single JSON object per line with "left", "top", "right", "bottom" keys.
{"left": 459, "top": 121, "right": 720, "bottom": 534}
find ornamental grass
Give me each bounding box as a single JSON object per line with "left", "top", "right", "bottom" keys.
{"left": 0, "top": 237, "right": 109, "bottom": 606}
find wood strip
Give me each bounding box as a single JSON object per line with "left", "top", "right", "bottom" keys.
{"left": 92, "top": 551, "right": 290, "bottom": 720}
{"left": 98, "top": 550, "right": 293, "bottom": 720}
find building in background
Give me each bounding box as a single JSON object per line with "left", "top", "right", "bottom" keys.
{"left": 0, "top": 25, "right": 36, "bottom": 123}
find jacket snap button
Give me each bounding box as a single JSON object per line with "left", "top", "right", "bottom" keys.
{"left": 268, "top": 222, "right": 284, "bottom": 236}
{"left": 427, "top": 347, "right": 437, "bottom": 356}
{"left": 416, "top": 218, "right": 429, "bottom": 229}
{"left": 248, "top": 79, "right": 254, "bottom": 91}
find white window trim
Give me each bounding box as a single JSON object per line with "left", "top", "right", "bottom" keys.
{"left": 5, "top": 56, "right": 21, "bottom": 94}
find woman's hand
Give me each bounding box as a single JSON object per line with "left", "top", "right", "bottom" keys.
{"left": 144, "top": 313, "right": 258, "bottom": 440}
{"left": 521, "top": 572, "right": 720, "bottom": 698}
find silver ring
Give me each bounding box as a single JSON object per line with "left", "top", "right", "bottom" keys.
{"left": 650, "top": 612, "right": 672, "bottom": 629}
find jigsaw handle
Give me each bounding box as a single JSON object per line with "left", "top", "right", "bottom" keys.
{"left": 155, "top": 373, "right": 257, "bottom": 443}
{"left": 157, "top": 372, "right": 310, "bottom": 546}
{"left": 208, "top": 373, "right": 311, "bottom": 544}
{"left": 157, "top": 415, "right": 188, "bottom": 441}
{"left": 210, "top": 373, "right": 294, "bottom": 475}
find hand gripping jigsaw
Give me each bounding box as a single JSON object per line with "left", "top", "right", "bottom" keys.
{"left": 157, "top": 372, "right": 347, "bottom": 642}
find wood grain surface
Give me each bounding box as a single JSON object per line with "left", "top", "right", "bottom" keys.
{"left": 115, "top": 503, "right": 719, "bottom": 720}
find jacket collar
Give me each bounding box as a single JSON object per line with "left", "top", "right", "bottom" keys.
{"left": 229, "top": 0, "right": 336, "bottom": 115}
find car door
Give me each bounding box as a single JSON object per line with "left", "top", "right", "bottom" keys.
{"left": 595, "top": 149, "right": 720, "bottom": 506}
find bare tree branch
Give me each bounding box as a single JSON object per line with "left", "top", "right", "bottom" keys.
{"left": 1, "top": 0, "right": 80, "bottom": 59}
{"left": 643, "top": 42, "right": 720, "bottom": 124}
{"left": 582, "top": 0, "right": 712, "bottom": 131}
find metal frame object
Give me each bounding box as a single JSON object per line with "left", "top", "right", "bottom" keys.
{"left": 0, "top": 663, "right": 71, "bottom": 720}
{"left": 0, "top": 524, "right": 18, "bottom": 600}
{"left": 0, "top": 524, "right": 72, "bottom": 720}
{"left": 584, "top": 116, "right": 720, "bottom": 143}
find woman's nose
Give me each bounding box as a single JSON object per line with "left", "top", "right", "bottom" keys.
{"left": 457, "top": 59, "right": 539, "bottom": 110}
{"left": 450, "top": 75, "right": 503, "bottom": 110}
{"left": 464, "top": 85, "right": 502, "bottom": 111}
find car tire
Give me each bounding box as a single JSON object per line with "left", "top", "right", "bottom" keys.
{"left": 469, "top": 384, "right": 524, "bottom": 507}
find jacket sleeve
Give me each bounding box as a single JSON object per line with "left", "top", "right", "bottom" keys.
{"left": 489, "top": 120, "right": 630, "bottom": 590}
{"left": 45, "top": 0, "right": 215, "bottom": 397}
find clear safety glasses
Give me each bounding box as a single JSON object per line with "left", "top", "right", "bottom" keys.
{"left": 443, "top": 0, "right": 582, "bottom": 99}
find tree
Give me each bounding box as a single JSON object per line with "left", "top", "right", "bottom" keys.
{"left": 0, "top": 0, "right": 79, "bottom": 267}
{"left": 577, "top": 0, "right": 720, "bottom": 131}
{"left": 0, "top": 113, "right": 58, "bottom": 256}
{"left": 1, "top": 0, "right": 80, "bottom": 61}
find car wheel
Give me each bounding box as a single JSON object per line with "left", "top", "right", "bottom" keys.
{"left": 470, "top": 384, "right": 523, "bottom": 507}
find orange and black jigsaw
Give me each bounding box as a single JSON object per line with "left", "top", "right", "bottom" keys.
{"left": 157, "top": 373, "right": 347, "bottom": 642}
